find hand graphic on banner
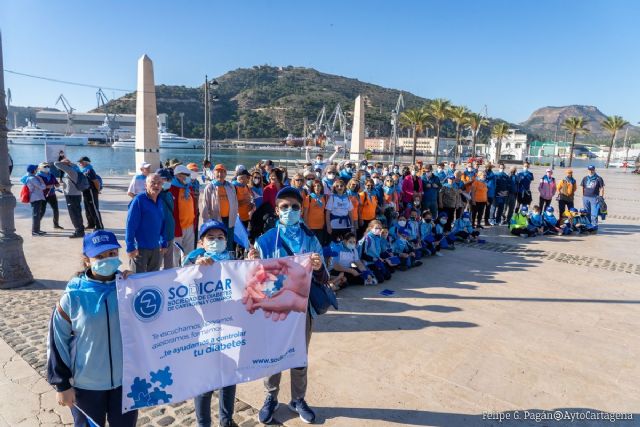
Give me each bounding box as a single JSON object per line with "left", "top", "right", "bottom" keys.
{"left": 242, "top": 256, "right": 312, "bottom": 321}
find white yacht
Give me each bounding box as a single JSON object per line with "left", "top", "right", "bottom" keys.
{"left": 112, "top": 137, "right": 135, "bottom": 148}
{"left": 111, "top": 129, "right": 204, "bottom": 149}
{"left": 8, "top": 121, "right": 88, "bottom": 146}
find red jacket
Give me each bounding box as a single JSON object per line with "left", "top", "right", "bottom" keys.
{"left": 262, "top": 183, "right": 281, "bottom": 209}
{"left": 169, "top": 186, "right": 198, "bottom": 238}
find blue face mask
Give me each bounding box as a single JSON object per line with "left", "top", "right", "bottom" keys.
{"left": 162, "top": 182, "right": 171, "bottom": 191}
{"left": 91, "top": 257, "right": 121, "bottom": 277}
{"left": 279, "top": 208, "right": 301, "bottom": 226}
{"left": 205, "top": 239, "right": 227, "bottom": 254}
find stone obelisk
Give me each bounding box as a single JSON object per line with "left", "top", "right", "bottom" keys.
{"left": 135, "top": 55, "right": 160, "bottom": 168}
{"left": 0, "top": 31, "right": 33, "bottom": 288}
{"left": 350, "top": 95, "right": 365, "bottom": 161}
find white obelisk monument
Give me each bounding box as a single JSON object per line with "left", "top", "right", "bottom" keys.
{"left": 135, "top": 55, "right": 160, "bottom": 167}
{"left": 350, "top": 95, "right": 365, "bottom": 161}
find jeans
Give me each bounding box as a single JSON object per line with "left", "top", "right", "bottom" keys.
{"left": 83, "top": 188, "right": 103, "bottom": 229}
{"left": 221, "top": 217, "right": 235, "bottom": 252}
{"left": 194, "top": 385, "right": 237, "bottom": 427}
{"left": 505, "top": 194, "right": 517, "bottom": 224}
{"left": 558, "top": 199, "right": 574, "bottom": 217}
{"left": 43, "top": 194, "right": 60, "bottom": 226}
{"left": 490, "top": 196, "right": 506, "bottom": 224}
{"left": 583, "top": 196, "right": 600, "bottom": 225}
{"left": 422, "top": 199, "right": 438, "bottom": 218}
{"left": 31, "top": 200, "right": 45, "bottom": 232}
{"left": 71, "top": 386, "right": 137, "bottom": 427}
{"left": 64, "top": 195, "right": 84, "bottom": 234}
{"left": 265, "top": 312, "right": 313, "bottom": 401}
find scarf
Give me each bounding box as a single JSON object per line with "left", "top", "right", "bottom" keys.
{"left": 346, "top": 189, "right": 358, "bottom": 197}
{"left": 232, "top": 180, "right": 246, "bottom": 187}
{"left": 171, "top": 176, "right": 191, "bottom": 200}
{"left": 79, "top": 164, "right": 94, "bottom": 174}
{"left": 66, "top": 272, "right": 117, "bottom": 314}
{"left": 564, "top": 176, "right": 576, "bottom": 184}
{"left": 278, "top": 222, "right": 303, "bottom": 254}
{"left": 310, "top": 192, "right": 324, "bottom": 207}
{"left": 203, "top": 250, "right": 232, "bottom": 261}
{"left": 383, "top": 186, "right": 394, "bottom": 195}
{"left": 134, "top": 174, "right": 146, "bottom": 181}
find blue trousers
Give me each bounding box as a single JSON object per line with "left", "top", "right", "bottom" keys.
{"left": 194, "top": 385, "right": 237, "bottom": 426}
{"left": 71, "top": 386, "right": 137, "bottom": 427}
{"left": 583, "top": 196, "right": 600, "bottom": 225}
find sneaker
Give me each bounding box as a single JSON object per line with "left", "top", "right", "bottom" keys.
{"left": 31, "top": 231, "right": 45, "bottom": 236}
{"left": 434, "top": 252, "right": 444, "bottom": 257}
{"left": 258, "top": 395, "right": 279, "bottom": 424}
{"left": 69, "top": 232, "right": 84, "bottom": 239}
{"left": 413, "top": 261, "right": 423, "bottom": 267}
{"left": 288, "top": 398, "right": 316, "bottom": 424}
{"left": 53, "top": 225, "right": 64, "bottom": 230}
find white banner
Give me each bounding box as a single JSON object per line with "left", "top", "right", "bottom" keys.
{"left": 117, "top": 255, "right": 313, "bottom": 412}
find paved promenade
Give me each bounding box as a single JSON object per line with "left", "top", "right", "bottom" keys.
{"left": 1, "top": 166, "right": 639, "bottom": 426}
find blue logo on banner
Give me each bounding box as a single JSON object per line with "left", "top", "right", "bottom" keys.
{"left": 133, "top": 287, "right": 164, "bottom": 322}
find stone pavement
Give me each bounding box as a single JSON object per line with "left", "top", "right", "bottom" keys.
{"left": 1, "top": 165, "right": 640, "bottom": 426}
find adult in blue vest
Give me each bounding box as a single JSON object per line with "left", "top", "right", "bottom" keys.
{"left": 421, "top": 164, "right": 442, "bottom": 218}
{"left": 254, "top": 187, "right": 325, "bottom": 425}
{"left": 580, "top": 165, "right": 605, "bottom": 225}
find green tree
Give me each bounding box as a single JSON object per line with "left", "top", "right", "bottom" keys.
{"left": 491, "top": 122, "right": 510, "bottom": 161}
{"left": 466, "top": 113, "right": 489, "bottom": 158}
{"left": 399, "top": 107, "right": 432, "bottom": 165}
{"left": 427, "top": 98, "right": 452, "bottom": 164}
{"left": 562, "top": 117, "right": 590, "bottom": 167}
{"left": 449, "top": 105, "right": 471, "bottom": 162}
{"left": 601, "top": 115, "right": 629, "bottom": 168}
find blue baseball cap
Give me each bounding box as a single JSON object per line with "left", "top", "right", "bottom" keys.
{"left": 587, "top": 165, "right": 595, "bottom": 170}
{"left": 276, "top": 186, "right": 303, "bottom": 204}
{"left": 83, "top": 230, "right": 121, "bottom": 257}
{"left": 156, "top": 168, "right": 173, "bottom": 180}
{"left": 545, "top": 206, "right": 554, "bottom": 213}
{"left": 579, "top": 208, "right": 588, "bottom": 214}
{"left": 569, "top": 207, "right": 579, "bottom": 213}
{"left": 438, "top": 211, "right": 448, "bottom": 218}
{"left": 520, "top": 205, "right": 529, "bottom": 212}
{"left": 198, "top": 220, "right": 227, "bottom": 239}
{"left": 26, "top": 164, "right": 38, "bottom": 174}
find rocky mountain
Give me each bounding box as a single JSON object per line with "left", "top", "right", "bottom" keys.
{"left": 520, "top": 105, "right": 639, "bottom": 143}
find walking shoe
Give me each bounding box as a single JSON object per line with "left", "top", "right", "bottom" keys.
{"left": 434, "top": 252, "right": 443, "bottom": 257}
{"left": 53, "top": 224, "right": 64, "bottom": 230}
{"left": 288, "top": 398, "right": 316, "bottom": 424}
{"left": 69, "top": 232, "right": 84, "bottom": 239}
{"left": 220, "top": 420, "right": 239, "bottom": 427}
{"left": 413, "top": 261, "right": 423, "bottom": 267}
{"left": 32, "top": 231, "right": 46, "bottom": 236}
{"left": 258, "top": 395, "right": 279, "bottom": 424}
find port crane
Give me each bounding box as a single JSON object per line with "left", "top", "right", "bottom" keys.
{"left": 96, "top": 88, "right": 120, "bottom": 132}
{"left": 55, "top": 94, "right": 75, "bottom": 133}
{"left": 390, "top": 93, "right": 405, "bottom": 166}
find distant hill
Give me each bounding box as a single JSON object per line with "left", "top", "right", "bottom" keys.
{"left": 94, "top": 65, "right": 514, "bottom": 141}
{"left": 520, "top": 105, "right": 640, "bottom": 144}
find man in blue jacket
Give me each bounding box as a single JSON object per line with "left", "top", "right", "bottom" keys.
{"left": 125, "top": 173, "right": 167, "bottom": 273}
{"left": 421, "top": 164, "right": 441, "bottom": 218}
{"left": 515, "top": 161, "right": 534, "bottom": 211}
{"left": 580, "top": 165, "right": 605, "bottom": 225}
{"left": 254, "top": 187, "right": 326, "bottom": 425}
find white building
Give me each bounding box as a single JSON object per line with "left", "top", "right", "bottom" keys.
{"left": 397, "top": 137, "right": 456, "bottom": 156}
{"left": 485, "top": 129, "right": 528, "bottom": 162}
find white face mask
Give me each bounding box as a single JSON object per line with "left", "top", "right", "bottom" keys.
{"left": 205, "top": 239, "right": 227, "bottom": 254}
{"left": 327, "top": 173, "right": 336, "bottom": 180}
{"left": 397, "top": 220, "right": 407, "bottom": 227}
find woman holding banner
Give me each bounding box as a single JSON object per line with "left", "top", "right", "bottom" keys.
{"left": 47, "top": 230, "right": 138, "bottom": 427}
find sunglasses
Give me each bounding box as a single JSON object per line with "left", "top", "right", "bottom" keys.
{"left": 278, "top": 203, "right": 301, "bottom": 211}
{"left": 294, "top": 178, "right": 304, "bottom": 182}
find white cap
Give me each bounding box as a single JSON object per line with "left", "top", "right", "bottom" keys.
{"left": 139, "top": 162, "right": 151, "bottom": 169}
{"left": 174, "top": 165, "right": 191, "bottom": 176}
{"left": 235, "top": 164, "right": 247, "bottom": 173}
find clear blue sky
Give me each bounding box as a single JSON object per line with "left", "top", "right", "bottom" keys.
{"left": 1, "top": 0, "right": 638, "bottom": 124}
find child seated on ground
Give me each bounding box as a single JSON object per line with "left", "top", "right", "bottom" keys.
{"left": 436, "top": 212, "right": 457, "bottom": 250}
{"left": 323, "top": 245, "right": 348, "bottom": 291}
{"left": 527, "top": 205, "right": 544, "bottom": 236}
{"left": 379, "top": 228, "right": 402, "bottom": 269}
{"left": 330, "top": 233, "right": 377, "bottom": 286}
{"left": 510, "top": 206, "right": 537, "bottom": 238}
{"left": 419, "top": 210, "right": 442, "bottom": 257}
{"left": 392, "top": 227, "right": 422, "bottom": 270}
{"left": 358, "top": 220, "right": 393, "bottom": 283}
{"left": 451, "top": 211, "right": 480, "bottom": 243}
{"left": 542, "top": 206, "right": 562, "bottom": 235}
{"left": 406, "top": 210, "right": 425, "bottom": 258}
{"left": 575, "top": 208, "right": 598, "bottom": 234}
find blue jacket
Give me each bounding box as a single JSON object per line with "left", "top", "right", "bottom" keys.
{"left": 359, "top": 232, "right": 382, "bottom": 261}
{"left": 543, "top": 213, "right": 558, "bottom": 227}
{"left": 420, "top": 221, "right": 435, "bottom": 239}
{"left": 452, "top": 218, "right": 474, "bottom": 234}
{"left": 158, "top": 190, "right": 176, "bottom": 242}
{"left": 392, "top": 237, "right": 409, "bottom": 253}
{"left": 182, "top": 248, "right": 232, "bottom": 266}
{"left": 125, "top": 192, "right": 167, "bottom": 253}
{"left": 485, "top": 170, "right": 496, "bottom": 198}
{"left": 529, "top": 213, "right": 544, "bottom": 228}
{"left": 421, "top": 173, "right": 441, "bottom": 202}
{"left": 47, "top": 273, "right": 123, "bottom": 391}
{"left": 517, "top": 170, "right": 534, "bottom": 192}
{"left": 255, "top": 222, "right": 323, "bottom": 260}
{"left": 434, "top": 169, "right": 447, "bottom": 182}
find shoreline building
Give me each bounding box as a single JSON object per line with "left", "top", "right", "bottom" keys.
{"left": 34, "top": 110, "right": 136, "bottom": 136}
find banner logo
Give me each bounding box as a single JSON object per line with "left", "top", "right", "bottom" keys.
{"left": 133, "top": 287, "right": 164, "bottom": 322}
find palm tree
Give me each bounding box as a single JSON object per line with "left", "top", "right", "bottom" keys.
{"left": 467, "top": 113, "right": 489, "bottom": 158}
{"left": 427, "top": 98, "right": 452, "bottom": 164}
{"left": 491, "top": 123, "right": 510, "bottom": 161}
{"left": 449, "top": 105, "right": 471, "bottom": 163}
{"left": 399, "top": 107, "right": 432, "bottom": 165}
{"left": 601, "top": 115, "right": 629, "bottom": 168}
{"left": 562, "top": 117, "right": 590, "bottom": 167}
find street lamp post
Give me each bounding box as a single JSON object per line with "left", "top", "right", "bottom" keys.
{"left": 179, "top": 112, "right": 184, "bottom": 137}
{"left": 207, "top": 79, "right": 219, "bottom": 160}
{"left": 0, "top": 32, "right": 33, "bottom": 288}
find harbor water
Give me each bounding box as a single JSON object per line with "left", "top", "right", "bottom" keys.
{"left": 7, "top": 144, "right": 609, "bottom": 178}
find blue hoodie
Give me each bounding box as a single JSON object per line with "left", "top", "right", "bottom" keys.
{"left": 125, "top": 192, "right": 167, "bottom": 253}
{"left": 47, "top": 273, "right": 123, "bottom": 392}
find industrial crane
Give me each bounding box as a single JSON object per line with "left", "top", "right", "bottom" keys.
{"left": 96, "top": 88, "right": 120, "bottom": 131}
{"left": 55, "top": 94, "right": 75, "bottom": 133}
{"left": 390, "top": 93, "right": 405, "bottom": 166}
{"left": 327, "top": 103, "right": 349, "bottom": 148}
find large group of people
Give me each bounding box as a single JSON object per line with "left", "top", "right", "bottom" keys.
{"left": 41, "top": 148, "right": 607, "bottom": 426}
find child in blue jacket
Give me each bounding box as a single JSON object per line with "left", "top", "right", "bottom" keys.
{"left": 542, "top": 206, "right": 562, "bottom": 235}
{"left": 47, "top": 230, "right": 138, "bottom": 427}
{"left": 451, "top": 211, "right": 480, "bottom": 242}
{"left": 527, "top": 205, "right": 544, "bottom": 236}
{"left": 436, "top": 212, "right": 457, "bottom": 249}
